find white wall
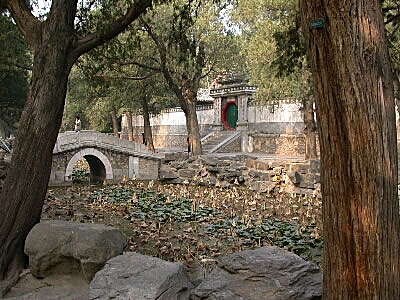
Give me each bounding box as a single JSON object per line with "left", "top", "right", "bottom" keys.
{"left": 129, "top": 108, "right": 214, "bottom": 126}
{"left": 123, "top": 102, "right": 304, "bottom": 128}
{"left": 248, "top": 102, "right": 303, "bottom": 124}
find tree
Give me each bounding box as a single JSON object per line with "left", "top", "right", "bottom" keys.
{"left": 299, "top": 1, "right": 400, "bottom": 298}
{"left": 231, "top": 0, "right": 318, "bottom": 159}
{"left": 0, "top": 0, "right": 154, "bottom": 294}
{"left": 0, "top": 14, "right": 31, "bottom": 130}
{"left": 141, "top": 13, "right": 205, "bottom": 155}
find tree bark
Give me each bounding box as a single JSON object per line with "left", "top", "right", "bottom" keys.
{"left": 0, "top": 7, "right": 75, "bottom": 293}
{"left": 111, "top": 109, "right": 119, "bottom": 137}
{"left": 126, "top": 111, "right": 134, "bottom": 141}
{"left": 302, "top": 98, "right": 317, "bottom": 159}
{"left": 141, "top": 95, "right": 155, "bottom": 152}
{"left": 184, "top": 97, "right": 202, "bottom": 156}
{"left": 0, "top": 0, "right": 152, "bottom": 294}
{"left": 299, "top": 0, "right": 400, "bottom": 298}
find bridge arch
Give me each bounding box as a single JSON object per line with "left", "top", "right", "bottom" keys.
{"left": 65, "top": 148, "right": 113, "bottom": 182}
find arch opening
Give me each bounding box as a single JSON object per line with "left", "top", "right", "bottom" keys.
{"left": 85, "top": 155, "right": 106, "bottom": 184}
{"left": 65, "top": 148, "right": 113, "bottom": 184}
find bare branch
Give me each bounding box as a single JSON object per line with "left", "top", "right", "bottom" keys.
{"left": 141, "top": 17, "right": 187, "bottom": 110}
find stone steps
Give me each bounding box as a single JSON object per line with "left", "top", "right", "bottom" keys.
{"left": 202, "top": 131, "right": 236, "bottom": 153}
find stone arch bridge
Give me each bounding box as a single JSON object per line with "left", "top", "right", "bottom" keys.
{"left": 50, "top": 131, "right": 160, "bottom": 185}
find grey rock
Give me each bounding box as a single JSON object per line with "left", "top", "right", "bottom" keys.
{"left": 159, "top": 165, "right": 178, "bottom": 180}
{"left": 4, "top": 272, "right": 88, "bottom": 300}
{"left": 206, "top": 166, "right": 220, "bottom": 173}
{"left": 288, "top": 171, "right": 302, "bottom": 185}
{"left": 178, "top": 168, "right": 198, "bottom": 178}
{"left": 309, "top": 160, "right": 320, "bottom": 172}
{"left": 191, "top": 246, "right": 322, "bottom": 300}
{"left": 25, "top": 220, "right": 127, "bottom": 281}
{"left": 169, "top": 161, "right": 187, "bottom": 170}
{"left": 249, "top": 181, "right": 276, "bottom": 193}
{"left": 89, "top": 252, "right": 191, "bottom": 300}
{"left": 199, "top": 157, "right": 218, "bottom": 166}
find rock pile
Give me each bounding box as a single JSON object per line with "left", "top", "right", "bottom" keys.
{"left": 160, "top": 155, "right": 321, "bottom": 196}
{"left": 13, "top": 221, "right": 323, "bottom": 300}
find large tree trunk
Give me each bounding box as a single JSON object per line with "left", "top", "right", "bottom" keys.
{"left": 0, "top": 26, "right": 74, "bottom": 295}
{"left": 300, "top": 1, "right": 400, "bottom": 298}
{"left": 126, "top": 111, "right": 134, "bottom": 141}
{"left": 184, "top": 99, "right": 202, "bottom": 156}
{"left": 111, "top": 109, "right": 119, "bottom": 137}
{"left": 302, "top": 98, "right": 317, "bottom": 159}
{"left": 141, "top": 95, "right": 155, "bottom": 152}
{"left": 0, "top": 0, "right": 151, "bottom": 295}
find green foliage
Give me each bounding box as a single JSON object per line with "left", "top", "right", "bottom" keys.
{"left": 71, "top": 169, "right": 90, "bottom": 184}
{"left": 231, "top": 0, "right": 310, "bottom": 103}
{"left": 89, "top": 186, "right": 323, "bottom": 263}
{"left": 383, "top": 1, "right": 400, "bottom": 74}
{"left": 0, "top": 15, "right": 31, "bottom": 124}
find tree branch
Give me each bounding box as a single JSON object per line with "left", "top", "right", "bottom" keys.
{"left": 141, "top": 17, "right": 187, "bottom": 111}
{"left": 70, "top": 0, "right": 152, "bottom": 62}
{"left": 120, "top": 61, "right": 161, "bottom": 72}
{"left": 7, "top": 0, "right": 41, "bottom": 49}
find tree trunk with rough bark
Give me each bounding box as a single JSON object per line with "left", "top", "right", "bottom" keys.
{"left": 141, "top": 95, "right": 155, "bottom": 152}
{"left": 0, "top": 6, "right": 75, "bottom": 293}
{"left": 0, "top": 0, "right": 151, "bottom": 294}
{"left": 184, "top": 99, "right": 202, "bottom": 156}
{"left": 111, "top": 109, "right": 119, "bottom": 137}
{"left": 299, "top": 0, "right": 400, "bottom": 298}
{"left": 302, "top": 98, "right": 317, "bottom": 159}
{"left": 126, "top": 111, "right": 134, "bottom": 141}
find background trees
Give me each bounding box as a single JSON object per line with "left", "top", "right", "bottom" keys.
{"left": 69, "top": 0, "right": 241, "bottom": 154}
{"left": 0, "top": 14, "right": 31, "bottom": 135}
{"left": 230, "top": 0, "right": 317, "bottom": 159}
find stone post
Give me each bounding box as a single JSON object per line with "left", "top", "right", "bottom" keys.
{"left": 237, "top": 94, "right": 249, "bottom": 153}
{"left": 213, "top": 97, "right": 223, "bottom": 131}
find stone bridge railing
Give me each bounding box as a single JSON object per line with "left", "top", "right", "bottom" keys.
{"left": 54, "top": 131, "right": 155, "bottom": 158}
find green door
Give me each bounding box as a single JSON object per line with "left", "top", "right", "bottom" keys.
{"left": 226, "top": 103, "right": 238, "bottom": 129}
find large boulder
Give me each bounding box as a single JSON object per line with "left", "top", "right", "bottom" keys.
{"left": 25, "top": 221, "right": 127, "bottom": 281}
{"left": 191, "top": 246, "right": 322, "bottom": 300}
{"left": 89, "top": 252, "right": 191, "bottom": 300}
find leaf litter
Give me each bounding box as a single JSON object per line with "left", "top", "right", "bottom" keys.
{"left": 43, "top": 180, "right": 323, "bottom": 272}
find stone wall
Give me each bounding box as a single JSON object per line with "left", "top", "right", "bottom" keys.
{"left": 159, "top": 155, "right": 321, "bottom": 196}
{"left": 120, "top": 102, "right": 307, "bottom": 150}
{"left": 121, "top": 109, "right": 214, "bottom": 148}
{"left": 249, "top": 133, "right": 306, "bottom": 156}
